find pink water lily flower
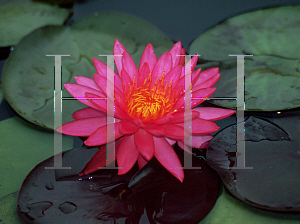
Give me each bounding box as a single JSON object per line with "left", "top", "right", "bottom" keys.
{"left": 57, "top": 40, "right": 235, "bottom": 182}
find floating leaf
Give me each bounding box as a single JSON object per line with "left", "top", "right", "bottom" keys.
{"left": 0, "top": 117, "right": 73, "bottom": 199}
{"left": 190, "top": 6, "right": 300, "bottom": 111}
{"left": 206, "top": 115, "right": 300, "bottom": 212}
{"left": 2, "top": 13, "right": 173, "bottom": 129}
{"left": 0, "top": 192, "right": 23, "bottom": 224}
{"left": 17, "top": 144, "right": 219, "bottom": 223}
{"left": 0, "top": 0, "right": 71, "bottom": 47}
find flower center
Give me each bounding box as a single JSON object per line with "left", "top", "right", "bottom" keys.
{"left": 125, "top": 72, "right": 176, "bottom": 122}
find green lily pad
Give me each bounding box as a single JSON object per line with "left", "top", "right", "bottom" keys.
{"left": 0, "top": 83, "right": 3, "bottom": 102}
{"left": 0, "top": 192, "right": 23, "bottom": 224}
{"left": 2, "top": 13, "right": 173, "bottom": 129}
{"left": 0, "top": 117, "right": 73, "bottom": 199}
{"left": 199, "top": 185, "right": 300, "bottom": 224}
{"left": 190, "top": 6, "right": 300, "bottom": 111}
{"left": 0, "top": 0, "right": 71, "bottom": 47}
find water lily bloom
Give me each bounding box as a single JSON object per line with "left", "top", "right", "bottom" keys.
{"left": 57, "top": 40, "right": 235, "bottom": 182}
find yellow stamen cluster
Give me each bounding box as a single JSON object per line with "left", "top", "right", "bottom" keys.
{"left": 125, "top": 72, "right": 176, "bottom": 122}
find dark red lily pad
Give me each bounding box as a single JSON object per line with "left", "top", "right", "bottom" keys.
{"left": 206, "top": 115, "right": 300, "bottom": 212}
{"left": 17, "top": 143, "right": 219, "bottom": 224}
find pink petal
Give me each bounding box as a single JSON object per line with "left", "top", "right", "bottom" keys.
{"left": 139, "top": 43, "right": 157, "bottom": 73}
{"left": 177, "top": 118, "right": 220, "bottom": 135}
{"left": 165, "top": 137, "right": 176, "bottom": 145}
{"left": 84, "top": 122, "right": 123, "bottom": 146}
{"left": 113, "top": 39, "right": 128, "bottom": 76}
{"left": 137, "top": 62, "right": 150, "bottom": 87}
{"left": 179, "top": 48, "right": 185, "bottom": 66}
{"left": 121, "top": 69, "right": 133, "bottom": 95}
{"left": 151, "top": 52, "right": 172, "bottom": 87}
{"left": 57, "top": 117, "right": 108, "bottom": 136}
{"left": 143, "top": 125, "right": 165, "bottom": 136}
{"left": 153, "top": 136, "right": 184, "bottom": 182}
{"left": 85, "top": 92, "right": 130, "bottom": 121}
{"left": 117, "top": 134, "right": 139, "bottom": 175}
{"left": 74, "top": 76, "right": 101, "bottom": 91}
{"left": 64, "top": 83, "right": 105, "bottom": 110}
{"left": 193, "top": 107, "right": 236, "bottom": 121}
{"left": 84, "top": 92, "right": 107, "bottom": 113}
{"left": 183, "top": 135, "right": 214, "bottom": 148}
{"left": 134, "top": 128, "right": 154, "bottom": 161}
{"left": 138, "top": 155, "right": 148, "bottom": 169}
{"left": 169, "top": 111, "right": 200, "bottom": 123}
{"left": 122, "top": 51, "right": 138, "bottom": 81}
{"left": 192, "top": 87, "right": 216, "bottom": 103}
{"left": 168, "top": 42, "right": 182, "bottom": 68}
{"left": 72, "top": 107, "right": 106, "bottom": 120}
{"left": 152, "top": 115, "right": 174, "bottom": 125}
{"left": 161, "top": 124, "right": 189, "bottom": 139}
{"left": 119, "top": 120, "right": 139, "bottom": 134}
{"left": 164, "top": 65, "right": 182, "bottom": 88}
{"left": 177, "top": 140, "right": 192, "bottom": 154}
{"left": 93, "top": 73, "right": 123, "bottom": 97}
{"left": 192, "top": 74, "right": 221, "bottom": 90}
{"left": 194, "top": 67, "right": 219, "bottom": 86}
{"left": 79, "top": 145, "right": 107, "bottom": 176}
{"left": 176, "top": 67, "right": 201, "bottom": 88}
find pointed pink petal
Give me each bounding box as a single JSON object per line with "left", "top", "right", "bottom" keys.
{"left": 169, "top": 111, "right": 199, "bottom": 123}
{"left": 134, "top": 128, "right": 154, "bottom": 161}
{"left": 168, "top": 42, "right": 182, "bottom": 68}
{"left": 192, "top": 68, "right": 201, "bottom": 85}
{"left": 137, "top": 62, "right": 150, "bottom": 87}
{"left": 165, "top": 137, "right": 176, "bottom": 145}
{"left": 143, "top": 125, "right": 165, "bottom": 136}
{"left": 139, "top": 43, "right": 157, "bottom": 73}
{"left": 151, "top": 52, "right": 172, "bottom": 87}
{"left": 179, "top": 48, "right": 185, "bottom": 66}
{"left": 93, "top": 57, "right": 120, "bottom": 78}
{"left": 153, "top": 136, "right": 184, "bottom": 182}
{"left": 161, "top": 124, "right": 189, "bottom": 139}
{"left": 121, "top": 69, "right": 133, "bottom": 95}
{"left": 173, "top": 87, "right": 214, "bottom": 112}
{"left": 85, "top": 92, "right": 130, "bottom": 121}
{"left": 194, "top": 67, "right": 219, "bottom": 86}
{"left": 117, "top": 134, "right": 139, "bottom": 175}
{"left": 177, "top": 118, "right": 220, "bottom": 135}
{"left": 164, "top": 65, "right": 182, "bottom": 88}
{"left": 119, "top": 120, "right": 139, "bottom": 134}
{"left": 74, "top": 76, "right": 101, "bottom": 91}
{"left": 79, "top": 145, "right": 107, "bottom": 176}
{"left": 183, "top": 135, "right": 214, "bottom": 149}
{"left": 152, "top": 115, "right": 174, "bottom": 125}
{"left": 93, "top": 73, "right": 123, "bottom": 97}
{"left": 192, "top": 74, "right": 221, "bottom": 90}
{"left": 138, "top": 155, "right": 148, "bottom": 169}
{"left": 193, "top": 107, "right": 236, "bottom": 121}
{"left": 57, "top": 117, "right": 107, "bottom": 136}
{"left": 177, "top": 140, "right": 192, "bottom": 154}
{"left": 84, "top": 122, "right": 123, "bottom": 146}
{"left": 192, "top": 87, "right": 216, "bottom": 101}
{"left": 72, "top": 107, "right": 106, "bottom": 120}
{"left": 122, "top": 51, "right": 138, "bottom": 81}
{"left": 84, "top": 92, "right": 107, "bottom": 113}
{"left": 64, "top": 83, "right": 105, "bottom": 110}
{"left": 113, "top": 39, "right": 128, "bottom": 76}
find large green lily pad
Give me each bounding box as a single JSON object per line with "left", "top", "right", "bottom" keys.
{"left": 0, "top": 0, "right": 71, "bottom": 47}
{"left": 2, "top": 13, "right": 173, "bottom": 129}
{"left": 199, "top": 185, "right": 300, "bottom": 224}
{"left": 0, "top": 117, "right": 73, "bottom": 199}
{"left": 0, "top": 192, "right": 23, "bottom": 224}
{"left": 190, "top": 6, "right": 300, "bottom": 111}
{"left": 206, "top": 115, "right": 300, "bottom": 212}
